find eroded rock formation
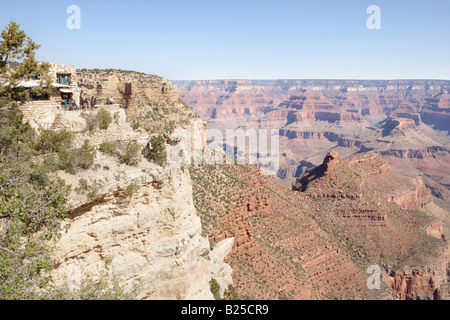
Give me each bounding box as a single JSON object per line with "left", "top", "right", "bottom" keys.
{"left": 175, "top": 80, "right": 450, "bottom": 205}
{"left": 32, "top": 71, "right": 235, "bottom": 300}
{"left": 190, "top": 151, "right": 450, "bottom": 300}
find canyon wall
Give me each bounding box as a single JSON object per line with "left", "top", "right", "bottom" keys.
{"left": 78, "top": 69, "right": 179, "bottom": 108}
{"left": 19, "top": 70, "right": 236, "bottom": 300}
{"left": 52, "top": 160, "right": 233, "bottom": 299}
{"left": 190, "top": 151, "right": 450, "bottom": 300}
{"left": 175, "top": 79, "right": 450, "bottom": 205}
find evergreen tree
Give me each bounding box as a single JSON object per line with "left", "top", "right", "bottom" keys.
{"left": 143, "top": 135, "right": 167, "bottom": 166}
{"left": 0, "top": 20, "right": 52, "bottom": 101}
{"left": 0, "top": 21, "right": 140, "bottom": 300}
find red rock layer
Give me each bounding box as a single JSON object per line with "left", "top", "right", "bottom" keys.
{"left": 190, "top": 151, "right": 449, "bottom": 300}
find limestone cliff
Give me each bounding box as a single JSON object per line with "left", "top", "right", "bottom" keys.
{"left": 37, "top": 70, "right": 233, "bottom": 300}
{"left": 52, "top": 160, "right": 232, "bottom": 299}
{"left": 77, "top": 69, "right": 179, "bottom": 108}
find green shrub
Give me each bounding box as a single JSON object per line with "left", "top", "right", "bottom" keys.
{"left": 143, "top": 135, "right": 167, "bottom": 166}
{"left": 118, "top": 141, "right": 141, "bottom": 166}
{"left": 222, "top": 284, "right": 240, "bottom": 300}
{"left": 81, "top": 111, "right": 97, "bottom": 132}
{"left": 210, "top": 278, "right": 221, "bottom": 300}
{"left": 124, "top": 182, "right": 139, "bottom": 197}
{"left": 99, "top": 140, "right": 142, "bottom": 166}
{"left": 97, "top": 109, "right": 112, "bottom": 130}
{"left": 99, "top": 140, "right": 119, "bottom": 156}
{"left": 132, "top": 121, "right": 140, "bottom": 130}
{"left": 74, "top": 178, "right": 101, "bottom": 199}
{"left": 36, "top": 128, "right": 73, "bottom": 154}
{"left": 81, "top": 109, "right": 113, "bottom": 131}
{"left": 0, "top": 106, "right": 36, "bottom": 158}
{"left": 60, "top": 140, "right": 96, "bottom": 173}
{"left": 76, "top": 178, "right": 90, "bottom": 193}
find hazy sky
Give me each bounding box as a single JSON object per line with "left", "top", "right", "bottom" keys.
{"left": 1, "top": 0, "right": 449, "bottom": 80}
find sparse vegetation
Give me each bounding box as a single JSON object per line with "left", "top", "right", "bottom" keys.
{"left": 209, "top": 278, "right": 221, "bottom": 300}
{"left": 59, "top": 139, "right": 96, "bottom": 174}
{"left": 143, "top": 135, "right": 167, "bottom": 166}
{"left": 81, "top": 109, "right": 113, "bottom": 131}
{"left": 55, "top": 271, "right": 142, "bottom": 300}
{"left": 97, "top": 109, "right": 113, "bottom": 130}
{"left": 74, "top": 178, "right": 101, "bottom": 199}
{"left": 99, "top": 140, "right": 142, "bottom": 166}
{"left": 132, "top": 121, "right": 140, "bottom": 131}
{"left": 118, "top": 141, "right": 141, "bottom": 166}
{"left": 124, "top": 182, "right": 139, "bottom": 197}
{"left": 36, "top": 128, "right": 73, "bottom": 154}
{"left": 99, "top": 140, "right": 119, "bottom": 156}
{"left": 209, "top": 278, "right": 242, "bottom": 300}
{"left": 222, "top": 284, "right": 240, "bottom": 300}
{"left": 113, "top": 111, "right": 120, "bottom": 125}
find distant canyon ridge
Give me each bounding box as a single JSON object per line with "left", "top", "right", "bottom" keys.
{"left": 174, "top": 79, "right": 450, "bottom": 206}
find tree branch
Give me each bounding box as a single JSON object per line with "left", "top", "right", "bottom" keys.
{"left": 0, "top": 246, "right": 20, "bottom": 256}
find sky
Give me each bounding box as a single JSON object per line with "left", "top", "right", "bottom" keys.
{"left": 1, "top": 0, "right": 449, "bottom": 80}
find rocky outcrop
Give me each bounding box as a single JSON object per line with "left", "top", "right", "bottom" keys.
{"left": 52, "top": 134, "right": 233, "bottom": 300}
{"left": 384, "top": 246, "right": 450, "bottom": 300}
{"left": 77, "top": 69, "right": 179, "bottom": 108}
{"left": 292, "top": 150, "right": 341, "bottom": 192}
{"left": 54, "top": 165, "right": 214, "bottom": 299}
{"left": 43, "top": 70, "right": 233, "bottom": 300}
{"left": 388, "top": 177, "right": 433, "bottom": 210}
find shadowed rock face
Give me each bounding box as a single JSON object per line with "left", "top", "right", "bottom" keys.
{"left": 190, "top": 151, "right": 450, "bottom": 300}
{"left": 175, "top": 80, "right": 450, "bottom": 205}
{"left": 292, "top": 150, "right": 341, "bottom": 192}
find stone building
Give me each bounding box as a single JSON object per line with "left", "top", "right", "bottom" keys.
{"left": 17, "top": 63, "right": 82, "bottom": 129}
{"left": 48, "top": 63, "right": 81, "bottom": 108}
{"left": 19, "top": 63, "right": 81, "bottom": 108}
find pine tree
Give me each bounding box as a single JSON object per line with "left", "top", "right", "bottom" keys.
{"left": 0, "top": 20, "right": 52, "bottom": 101}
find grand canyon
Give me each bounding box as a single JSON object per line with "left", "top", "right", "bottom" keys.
{"left": 1, "top": 1, "right": 450, "bottom": 304}
{"left": 175, "top": 80, "right": 450, "bottom": 208}
{"left": 171, "top": 79, "right": 450, "bottom": 299}
{"left": 4, "top": 66, "right": 449, "bottom": 300}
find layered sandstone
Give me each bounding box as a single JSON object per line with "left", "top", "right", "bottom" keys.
{"left": 292, "top": 151, "right": 449, "bottom": 299}
{"left": 26, "top": 71, "right": 235, "bottom": 300}
{"left": 77, "top": 69, "right": 178, "bottom": 107}
{"left": 190, "top": 150, "right": 449, "bottom": 300}
{"left": 176, "top": 79, "right": 450, "bottom": 206}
